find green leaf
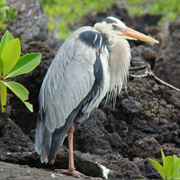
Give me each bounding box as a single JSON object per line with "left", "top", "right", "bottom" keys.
{"left": 2, "top": 81, "right": 33, "bottom": 112}
{"left": 0, "top": 81, "right": 7, "bottom": 112}
{"left": 0, "top": 30, "right": 14, "bottom": 56}
{"left": 163, "top": 156, "right": 174, "bottom": 179}
{"left": 0, "top": 30, "right": 14, "bottom": 72}
{"left": 171, "top": 156, "right": 180, "bottom": 179}
{"left": 1, "top": 38, "right": 21, "bottom": 76}
{"left": 148, "top": 158, "right": 165, "bottom": 179}
{"left": 0, "top": 6, "right": 9, "bottom": 11}
{"left": 161, "top": 149, "right": 166, "bottom": 166}
{"left": 5, "top": 53, "right": 41, "bottom": 78}
{"left": 173, "top": 172, "right": 180, "bottom": 179}
{"left": 0, "top": 56, "right": 3, "bottom": 73}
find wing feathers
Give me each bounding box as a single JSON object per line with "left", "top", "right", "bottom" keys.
{"left": 36, "top": 27, "right": 108, "bottom": 163}
{"left": 38, "top": 29, "right": 98, "bottom": 131}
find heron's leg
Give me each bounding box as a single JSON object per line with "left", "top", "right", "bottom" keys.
{"left": 68, "top": 124, "right": 85, "bottom": 177}
{"left": 68, "top": 123, "right": 75, "bottom": 172}
{"left": 56, "top": 124, "right": 84, "bottom": 177}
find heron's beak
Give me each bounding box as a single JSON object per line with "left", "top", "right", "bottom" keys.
{"left": 122, "top": 28, "right": 159, "bottom": 44}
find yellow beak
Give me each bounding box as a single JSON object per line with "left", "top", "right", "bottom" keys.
{"left": 123, "top": 28, "right": 159, "bottom": 44}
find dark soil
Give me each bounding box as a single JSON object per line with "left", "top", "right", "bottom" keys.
{"left": 0, "top": 0, "right": 180, "bottom": 179}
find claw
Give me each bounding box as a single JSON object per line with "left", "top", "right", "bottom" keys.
{"left": 55, "top": 125, "right": 86, "bottom": 178}
{"left": 56, "top": 169, "right": 85, "bottom": 178}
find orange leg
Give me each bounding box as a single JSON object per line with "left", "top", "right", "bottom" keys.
{"left": 56, "top": 124, "right": 84, "bottom": 177}
{"left": 68, "top": 123, "right": 75, "bottom": 171}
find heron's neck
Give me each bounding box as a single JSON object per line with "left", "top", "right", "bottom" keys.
{"left": 107, "top": 37, "right": 131, "bottom": 98}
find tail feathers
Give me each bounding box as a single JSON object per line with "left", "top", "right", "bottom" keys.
{"left": 48, "top": 110, "right": 78, "bottom": 163}
{"left": 35, "top": 107, "right": 80, "bottom": 164}
{"left": 40, "top": 149, "right": 49, "bottom": 164}
{"left": 35, "top": 120, "right": 52, "bottom": 163}
{"left": 35, "top": 119, "right": 44, "bottom": 155}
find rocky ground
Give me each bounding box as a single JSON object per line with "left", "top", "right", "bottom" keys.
{"left": 0, "top": 0, "right": 180, "bottom": 179}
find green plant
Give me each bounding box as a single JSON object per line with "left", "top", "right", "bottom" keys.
{"left": 126, "top": 0, "right": 180, "bottom": 25}
{"left": 148, "top": 149, "right": 180, "bottom": 180}
{"left": 40, "top": 0, "right": 180, "bottom": 39}
{"left": 0, "top": 30, "right": 41, "bottom": 112}
{"left": 40, "top": 0, "right": 114, "bottom": 39}
{"left": 0, "top": 0, "right": 18, "bottom": 30}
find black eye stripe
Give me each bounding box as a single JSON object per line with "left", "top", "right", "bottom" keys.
{"left": 98, "top": 18, "right": 117, "bottom": 24}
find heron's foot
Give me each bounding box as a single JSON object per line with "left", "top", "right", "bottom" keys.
{"left": 56, "top": 168, "right": 85, "bottom": 178}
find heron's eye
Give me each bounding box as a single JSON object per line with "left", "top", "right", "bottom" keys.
{"left": 112, "top": 24, "right": 116, "bottom": 29}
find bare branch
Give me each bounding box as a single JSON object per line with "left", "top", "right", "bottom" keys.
{"left": 130, "top": 64, "right": 148, "bottom": 71}
{"left": 130, "top": 64, "right": 180, "bottom": 92}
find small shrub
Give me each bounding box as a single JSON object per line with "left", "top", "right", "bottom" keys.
{"left": 148, "top": 149, "right": 180, "bottom": 180}
{"left": 0, "top": 0, "right": 18, "bottom": 30}
{"left": 0, "top": 30, "right": 41, "bottom": 112}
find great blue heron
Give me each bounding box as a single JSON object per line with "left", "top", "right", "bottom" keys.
{"left": 35, "top": 16, "right": 158, "bottom": 177}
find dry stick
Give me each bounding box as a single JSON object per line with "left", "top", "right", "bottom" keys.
{"left": 129, "top": 64, "right": 148, "bottom": 71}
{"left": 130, "top": 64, "right": 180, "bottom": 92}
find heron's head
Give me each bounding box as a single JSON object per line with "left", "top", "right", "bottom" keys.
{"left": 94, "top": 16, "right": 159, "bottom": 44}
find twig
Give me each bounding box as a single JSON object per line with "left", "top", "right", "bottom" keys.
{"left": 152, "top": 73, "right": 180, "bottom": 92}
{"left": 130, "top": 64, "right": 148, "bottom": 71}
{"left": 130, "top": 64, "right": 180, "bottom": 92}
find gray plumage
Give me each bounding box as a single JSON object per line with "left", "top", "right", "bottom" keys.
{"left": 35, "top": 17, "right": 131, "bottom": 164}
